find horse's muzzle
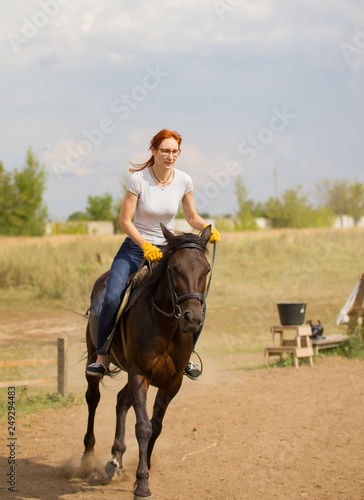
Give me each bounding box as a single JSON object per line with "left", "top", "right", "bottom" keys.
{"left": 179, "top": 309, "right": 204, "bottom": 334}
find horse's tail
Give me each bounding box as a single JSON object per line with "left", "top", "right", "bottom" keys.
{"left": 66, "top": 308, "right": 89, "bottom": 321}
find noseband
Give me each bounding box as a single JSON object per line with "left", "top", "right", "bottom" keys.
{"left": 152, "top": 242, "right": 215, "bottom": 319}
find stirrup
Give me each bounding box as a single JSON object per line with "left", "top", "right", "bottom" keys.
{"left": 184, "top": 351, "right": 203, "bottom": 380}
{"left": 86, "top": 362, "right": 106, "bottom": 378}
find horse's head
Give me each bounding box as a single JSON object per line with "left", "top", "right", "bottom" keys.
{"left": 161, "top": 224, "right": 212, "bottom": 334}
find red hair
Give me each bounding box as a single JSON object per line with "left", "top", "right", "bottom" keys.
{"left": 129, "top": 129, "right": 182, "bottom": 172}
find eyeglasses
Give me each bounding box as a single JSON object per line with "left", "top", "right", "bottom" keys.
{"left": 158, "top": 148, "right": 181, "bottom": 157}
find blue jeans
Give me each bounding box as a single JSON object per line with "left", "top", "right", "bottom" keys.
{"left": 97, "top": 238, "right": 146, "bottom": 352}
{"left": 97, "top": 237, "right": 204, "bottom": 353}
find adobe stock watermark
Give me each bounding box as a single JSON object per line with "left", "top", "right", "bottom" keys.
{"left": 7, "top": 0, "right": 71, "bottom": 54}
{"left": 194, "top": 106, "right": 296, "bottom": 218}
{"left": 340, "top": 26, "right": 364, "bottom": 70}
{"left": 237, "top": 107, "right": 296, "bottom": 162}
{"left": 51, "top": 65, "right": 169, "bottom": 182}
{"left": 212, "top": 0, "right": 242, "bottom": 21}
{"left": 195, "top": 160, "right": 243, "bottom": 211}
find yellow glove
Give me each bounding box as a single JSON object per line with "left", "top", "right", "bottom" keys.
{"left": 204, "top": 224, "right": 220, "bottom": 243}
{"left": 141, "top": 242, "right": 163, "bottom": 262}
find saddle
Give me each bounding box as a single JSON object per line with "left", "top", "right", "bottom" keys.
{"left": 89, "top": 265, "right": 149, "bottom": 317}
{"left": 88, "top": 264, "right": 150, "bottom": 371}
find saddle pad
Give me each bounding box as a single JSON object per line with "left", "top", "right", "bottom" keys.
{"left": 112, "top": 265, "right": 149, "bottom": 325}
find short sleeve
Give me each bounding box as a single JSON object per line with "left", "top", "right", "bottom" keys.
{"left": 127, "top": 172, "right": 141, "bottom": 197}
{"left": 184, "top": 172, "right": 193, "bottom": 196}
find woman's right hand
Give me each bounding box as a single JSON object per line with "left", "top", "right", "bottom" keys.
{"left": 142, "top": 242, "right": 163, "bottom": 262}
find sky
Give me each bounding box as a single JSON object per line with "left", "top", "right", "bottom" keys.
{"left": 1, "top": 0, "right": 364, "bottom": 220}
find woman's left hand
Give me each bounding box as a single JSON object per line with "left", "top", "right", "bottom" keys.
{"left": 204, "top": 225, "right": 220, "bottom": 243}
{"left": 210, "top": 227, "right": 220, "bottom": 243}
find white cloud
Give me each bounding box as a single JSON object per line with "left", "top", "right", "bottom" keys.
{"left": 45, "top": 139, "right": 95, "bottom": 180}
{"left": 1, "top": 0, "right": 364, "bottom": 218}
{"left": 3, "top": 0, "right": 363, "bottom": 68}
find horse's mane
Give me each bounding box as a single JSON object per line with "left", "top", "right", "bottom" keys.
{"left": 142, "top": 231, "right": 209, "bottom": 295}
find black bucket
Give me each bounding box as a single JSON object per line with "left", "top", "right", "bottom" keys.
{"left": 277, "top": 302, "right": 306, "bottom": 325}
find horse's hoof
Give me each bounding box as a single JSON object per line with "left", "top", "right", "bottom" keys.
{"left": 133, "top": 479, "right": 151, "bottom": 498}
{"left": 105, "top": 458, "right": 121, "bottom": 480}
{"left": 81, "top": 451, "right": 94, "bottom": 472}
{"left": 87, "top": 470, "right": 103, "bottom": 485}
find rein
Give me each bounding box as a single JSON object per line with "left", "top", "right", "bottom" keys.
{"left": 152, "top": 241, "right": 216, "bottom": 319}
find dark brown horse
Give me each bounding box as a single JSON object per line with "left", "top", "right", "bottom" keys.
{"left": 83, "top": 224, "right": 212, "bottom": 498}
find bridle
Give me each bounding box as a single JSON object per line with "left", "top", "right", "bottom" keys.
{"left": 152, "top": 241, "right": 216, "bottom": 319}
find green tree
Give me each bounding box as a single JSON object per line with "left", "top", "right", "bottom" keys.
{"left": 78, "top": 173, "right": 129, "bottom": 231}
{"left": 316, "top": 178, "right": 364, "bottom": 225}
{"left": 234, "top": 177, "right": 257, "bottom": 230}
{"left": 316, "top": 179, "right": 350, "bottom": 215}
{"left": 86, "top": 193, "right": 114, "bottom": 220}
{"left": 264, "top": 186, "right": 333, "bottom": 228}
{"left": 68, "top": 211, "right": 88, "bottom": 221}
{"left": 0, "top": 148, "right": 48, "bottom": 236}
{"left": 251, "top": 201, "right": 267, "bottom": 218}
{"left": 348, "top": 181, "right": 364, "bottom": 225}
{"left": 0, "top": 162, "right": 15, "bottom": 232}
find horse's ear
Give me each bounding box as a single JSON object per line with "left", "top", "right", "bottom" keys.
{"left": 161, "top": 223, "right": 174, "bottom": 241}
{"left": 200, "top": 225, "right": 212, "bottom": 247}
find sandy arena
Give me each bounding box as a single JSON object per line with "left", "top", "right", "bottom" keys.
{"left": 1, "top": 311, "right": 363, "bottom": 500}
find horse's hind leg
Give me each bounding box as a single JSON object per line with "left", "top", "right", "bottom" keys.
{"left": 147, "top": 381, "right": 182, "bottom": 470}
{"left": 105, "top": 383, "right": 131, "bottom": 480}
{"left": 82, "top": 374, "right": 101, "bottom": 465}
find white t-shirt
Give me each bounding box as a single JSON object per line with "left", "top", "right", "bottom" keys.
{"left": 127, "top": 167, "right": 193, "bottom": 245}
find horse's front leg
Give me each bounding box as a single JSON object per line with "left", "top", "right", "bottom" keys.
{"left": 82, "top": 374, "right": 101, "bottom": 466}
{"left": 129, "top": 372, "right": 152, "bottom": 498}
{"left": 105, "top": 383, "right": 131, "bottom": 480}
{"left": 147, "top": 378, "right": 183, "bottom": 470}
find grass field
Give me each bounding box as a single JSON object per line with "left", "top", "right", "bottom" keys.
{"left": 1, "top": 229, "right": 363, "bottom": 499}
{"left": 0, "top": 227, "right": 363, "bottom": 373}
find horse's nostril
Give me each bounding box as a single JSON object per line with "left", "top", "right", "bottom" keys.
{"left": 184, "top": 311, "right": 191, "bottom": 322}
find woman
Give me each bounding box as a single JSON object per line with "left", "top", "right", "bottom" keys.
{"left": 86, "top": 129, "right": 220, "bottom": 379}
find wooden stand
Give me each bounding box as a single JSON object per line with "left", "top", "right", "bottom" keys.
{"left": 265, "top": 325, "right": 314, "bottom": 368}
{"left": 311, "top": 334, "right": 348, "bottom": 355}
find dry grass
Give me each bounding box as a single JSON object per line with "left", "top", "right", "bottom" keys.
{"left": 204, "top": 228, "right": 364, "bottom": 367}
{"left": 0, "top": 228, "right": 363, "bottom": 367}
{"left": 0, "top": 234, "right": 121, "bottom": 308}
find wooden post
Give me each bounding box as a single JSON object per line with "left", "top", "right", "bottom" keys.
{"left": 57, "top": 338, "right": 67, "bottom": 398}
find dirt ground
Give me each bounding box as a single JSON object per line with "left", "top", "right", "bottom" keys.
{"left": 1, "top": 311, "right": 364, "bottom": 500}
